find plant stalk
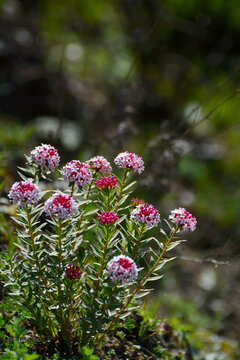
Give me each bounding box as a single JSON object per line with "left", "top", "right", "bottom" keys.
{"left": 76, "top": 171, "right": 96, "bottom": 235}
{"left": 132, "top": 223, "right": 145, "bottom": 259}
{"left": 67, "top": 281, "right": 73, "bottom": 356}
{"left": 91, "top": 226, "right": 110, "bottom": 307}
{"left": 57, "top": 220, "right": 65, "bottom": 340}
{"left": 25, "top": 205, "right": 55, "bottom": 334}
{"left": 114, "top": 169, "right": 129, "bottom": 212}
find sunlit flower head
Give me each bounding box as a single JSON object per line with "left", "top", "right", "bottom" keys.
{"left": 130, "top": 203, "right": 160, "bottom": 228}
{"left": 44, "top": 193, "right": 78, "bottom": 220}
{"left": 114, "top": 151, "right": 144, "bottom": 174}
{"left": 169, "top": 207, "right": 197, "bottom": 231}
{"left": 88, "top": 156, "right": 112, "bottom": 174}
{"left": 95, "top": 176, "right": 118, "bottom": 190}
{"left": 8, "top": 180, "right": 41, "bottom": 208}
{"left": 131, "top": 198, "right": 145, "bottom": 206}
{"left": 98, "top": 211, "right": 118, "bottom": 225}
{"left": 64, "top": 264, "right": 82, "bottom": 280}
{"left": 62, "top": 160, "right": 92, "bottom": 188}
{"left": 107, "top": 255, "right": 138, "bottom": 284}
{"left": 30, "top": 144, "right": 60, "bottom": 172}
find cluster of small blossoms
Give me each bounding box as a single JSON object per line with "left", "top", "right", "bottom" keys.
{"left": 131, "top": 198, "right": 145, "bottom": 206}
{"left": 107, "top": 255, "right": 138, "bottom": 284}
{"left": 64, "top": 265, "right": 82, "bottom": 279}
{"left": 169, "top": 207, "right": 197, "bottom": 231}
{"left": 95, "top": 176, "right": 118, "bottom": 190}
{"left": 8, "top": 180, "right": 41, "bottom": 208}
{"left": 88, "top": 156, "right": 112, "bottom": 174}
{"left": 98, "top": 211, "right": 118, "bottom": 225}
{"left": 30, "top": 144, "right": 60, "bottom": 172}
{"left": 62, "top": 160, "right": 92, "bottom": 188}
{"left": 131, "top": 203, "right": 160, "bottom": 228}
{"left": 44, "top": 193, "right": 78, "bottom": 220}
{"left": 114, "top": 151, "right": 144, "bottom": 174}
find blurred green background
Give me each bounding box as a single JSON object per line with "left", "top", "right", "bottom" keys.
{"left": 0, "top": 0, "right": 240, "bottom": 358}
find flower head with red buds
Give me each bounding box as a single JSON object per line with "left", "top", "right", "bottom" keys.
{"left": 62, "top": 160, "right": 92, "bottom": 188}
{"left": 169, "top": 208, "right": 197, "bottom": 231}
{"left": 131, "top": 198, "right": 145, "bottom": 206}
{"left": 64, "top": 265, "right": 82, "bottom": 280}
{"left": 98, "top": 211, "right": 118, "bottom": 225}
{"left": 88, "top": 156, "right": 112, "bottom": 174}
{"left": 8, "top": 180, "right": 41, "bottom": 208}
{"left": 114, "top": 151, "right": 144, "bottom": 174}
{"left": 130, "top": 203, "right": 160, "bottom": 228}
{"left": 44, "top": 193, "right": 78, "bottom": 220}
{"left": 30, "top": 144, "right": 60, "bottom": 172}
{"left": 95, "top": 176, "right": 118, "bottom": 190}
{"left": 107, "top": 255, "right": 138, "bottom": 284}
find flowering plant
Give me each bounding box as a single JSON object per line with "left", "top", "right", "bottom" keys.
{"left": 1, "top": 146, "right": 196, "bottom": 356}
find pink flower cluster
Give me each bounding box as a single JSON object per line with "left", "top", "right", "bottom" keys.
{"left": 88, "top": 156, "right": 112, "bottom": 174}
{"left": 130, "top": 203, "right": 160, "bottom": 228}
{"left": 95, "top": 176, "right": 118, "bottom": 190}
{"left": 107, "top": 255, "right": 138, "bottom": 284}
{"left": 30, "top": 144, "right": 60, "bottom": 172}
{"left": 98, "top": 211, "right": 118, "bottom": 225}
{"left": 8, "top": 180, "right": 41, "bottom": 208}
{"left": 169, "top": 208, "right": 197, "bottom": 231}
{"left": 44, "top": 193, "right": 78, "bottom": 220}
{"left": 62, "top": 160, "right": 92, "bottom": 187}
{"left": 114, "top": 151, "right": 144, "bottom": 174}
{"left": 64, "top": 264, "right": 82, "bottom": 279}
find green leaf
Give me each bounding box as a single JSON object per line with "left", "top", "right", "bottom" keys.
{"left": 167, "top": 240, "right": 186, "bottom": 251}
{"left": 123, "top": 181, "right": 137, "bottom": 192}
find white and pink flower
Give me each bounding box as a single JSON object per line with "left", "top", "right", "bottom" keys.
{"left": 107, "top": 255, "right": 138, "bottom": 284}
{"left": 114, "top": 151, "right": 144, "bottom": 174}
{"left": 169, "top": 207, "right": 197, "bottom": 231}
{"left": 62, "top": 160, "right": 92, "bottom": 188}
{"left": 30, "top": 144, "right": 60, "bottom": 172}
{"left": 8, "top": 180, "right": 41, "bottom": 208}
{"left": 44, "top": 193, "right": 78, "bottom": 220}
{"left": 130, "top": 203, "right": 160, "bottom": 228}
{"left": 88, "top": 156, "right": 112, "bottom": 174}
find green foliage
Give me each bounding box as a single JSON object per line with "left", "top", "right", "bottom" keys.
{"left": 137, "top": 300, "right": 160, "bottom": 342}
{"left": 0, "top": 212, "right": 16, "bottom": 251}
{"left": 1, "top": 317, "right": 39, "bottom": 360}
{"left": 79, "top": 346, "right": 99, "bottom": 360}
{"left": 154, "top": 346, "right": 176, "bottom": 360}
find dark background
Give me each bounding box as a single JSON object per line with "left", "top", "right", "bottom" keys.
{"left": 0, "top": 1, "right": 240, "bottom": 358}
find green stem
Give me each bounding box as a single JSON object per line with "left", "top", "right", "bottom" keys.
{"left": 107, "top": 191, "right": 110, "bottom": 212}
{"left": 67, "top": 281, "right": 73, "bottom": 356}
{"left": 81, "top": 226, "right": 111, "bottom": 346}
{"left": 9, "top": 258, "right": 46, "bottom": 340}
{"left": 114, "top": 169, "right": 129, "bottom": 212}
{"left": 25, "top": 205, "right": 55, "bottom": 334}
{"left": 57, "top": 220, "right": 65, "bottom": 339}
{"left": 86, "top": 284, "right": 117, "bottom": 344}
{"left": 98, "top": 227, "right": 179, "bottom": 343}
{"left": 91, "top": 226, "right": 110, "bottom": 307}
{"left": 71, "top": 183, "right": 75, "bottom": 197}
{"left": 76, "top": 172, "right": 96, "bottom": 235}
{"left": 33, "top": 168, "right": 38, "bottom": 182}
{"left": 132, "top": 223, "right": 145, "bottom": 259}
